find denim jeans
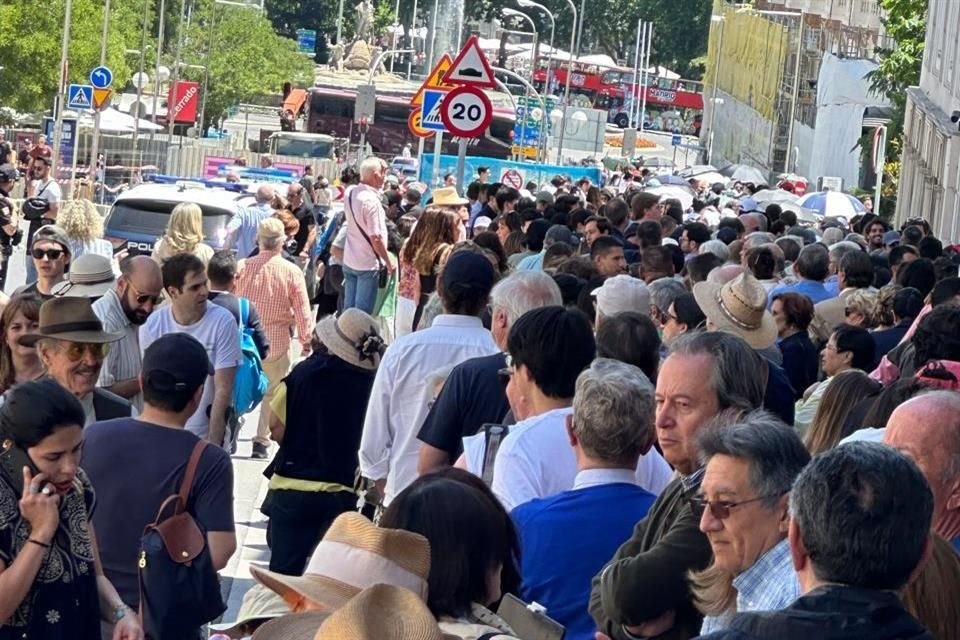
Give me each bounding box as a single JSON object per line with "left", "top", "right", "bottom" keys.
{"left": 342, "top": 265, "right": 379, "bottom": 314}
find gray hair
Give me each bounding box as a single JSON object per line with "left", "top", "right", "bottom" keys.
{"left": 821, "top": 227, "right": 844, "bottom": 246}
{"left": 359, "top": 156, "right": 386, "bottom": 179}
{"left": 490, "top": 271, "right": 562, "bottom": 327}
{"left": 699, "top": 240, "right": 730, "bottom": 263}
{"left": 789, "top": 442, "right": 933, "bottom": 591}
{"left": 743, "top": 231, "right": 775, "bottom": 251}
{"left": 572, "top": 358, "right": 655, "bottom": 466}
{"left": 648, "top": 277, "right": 687, "bottom": 315}
{"left": 669, "top": 332, "right": 765, "bottom": 413}
{"left": 697, "top": 410, "right": 810, "bottom": 509}
{"left": 828, "top": 240, "right": 863, "bottom": 264}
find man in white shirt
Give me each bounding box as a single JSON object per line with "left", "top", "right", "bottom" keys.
{"left": 25, "top": 156, "right": 62, "bottom": 282}
{"left": 140, "top": 253, "right": 241, "bottom": 446}
{"left": 225, "top": 184, "right": 274, "bottom": 259}
{"left": 342, "top": 157, "right": 394, "bottom": 314}
{"left": 359, "top": 250, "right": 500, "bottom": 504}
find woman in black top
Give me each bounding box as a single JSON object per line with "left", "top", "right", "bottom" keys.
{"left": 771, "top": 292, "right": 820, "bottom": 399}
{"left": 265, "top": 308, "right": 386, "bottom": 576}
{"left": 0, "top": 379, "right": 142, "bottom": 640}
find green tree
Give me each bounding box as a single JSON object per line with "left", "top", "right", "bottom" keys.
{"left": 0, "top": 0, "right": 146, "bottom": 113}
{"left": 867, "top": 0, "right": 926, "bottom": 159}
{"left": 179, "top": 0, "right": 314, "bottom": 130}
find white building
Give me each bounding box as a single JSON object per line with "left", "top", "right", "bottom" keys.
{"left": 764, "top": 0, "right": 884, "bottom": 33}
{"left": 896, "top": 0, "right": 960, "bottom": 240}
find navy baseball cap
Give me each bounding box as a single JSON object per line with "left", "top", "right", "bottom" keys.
{"left": 142, "top": 333, "right": 213, "bottom": 393}
{"left": 441, "top": 249, "right": 496, "bottom": 294}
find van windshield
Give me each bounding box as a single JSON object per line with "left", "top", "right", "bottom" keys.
{"left": 271, "top": 136, "right": 335, "bottom": 158}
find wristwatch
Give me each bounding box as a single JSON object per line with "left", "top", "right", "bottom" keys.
{"left": 112, "top": 605, "right": 127, "bottom": 623}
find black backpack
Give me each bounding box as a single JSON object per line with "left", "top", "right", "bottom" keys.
{"left": 138, "top": 441, "right": 226, "bottom": 639}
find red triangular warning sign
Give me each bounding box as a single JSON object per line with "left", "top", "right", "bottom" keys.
{"left": 410, "top": 54, "right": 456, "bottom": 107}
{"left": 442, "top": 35, "right": 496, "bottom": 88}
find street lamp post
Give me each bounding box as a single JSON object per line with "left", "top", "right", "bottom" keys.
{"left": 554, "top": 0, "right": 577, "bottom": 165}
{"left": 51, "top": 0, "right": 75, "bottom": 175}
{"left": 87, "top": 0, "right": 113, "bottom": 198}
{"left": 503, "top": 9, "right": 538, "bottom": 162}
{"left": 707, "top": 14, "right": 724, "bottom": 165}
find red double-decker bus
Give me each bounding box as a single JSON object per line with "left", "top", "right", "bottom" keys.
{"left": 533, "top": 60, "right": 703, "bottom": 135}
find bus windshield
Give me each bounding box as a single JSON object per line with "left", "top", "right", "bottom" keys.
{"left": 270, "top": 135, "right": 335, "bottom": 159}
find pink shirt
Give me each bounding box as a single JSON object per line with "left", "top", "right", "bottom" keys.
{"left": 343, "top": 184, "right": 388, "bottom": 271}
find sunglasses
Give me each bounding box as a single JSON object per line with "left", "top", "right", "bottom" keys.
{"left": 128, "top": 282, "right": 161, "bottom": 306}
{"left": 32, "top": 248, "right": 64, "bottom": 260}
{"left": 62, "top": 342, "right": 110, "bottom": 361}
{"left": 689, "top": 492, "right": 785, "bottom": 520}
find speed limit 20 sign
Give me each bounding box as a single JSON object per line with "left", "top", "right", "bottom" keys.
{"left": 440, "top": 86, "right": 493, "bottom": 138}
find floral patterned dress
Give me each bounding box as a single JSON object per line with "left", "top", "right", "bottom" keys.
{"left": 0, "top": 469, "right": 101, "bottom": 639}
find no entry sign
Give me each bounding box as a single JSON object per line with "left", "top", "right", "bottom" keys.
{"left": 440, "top": 86, "right": 493, "bottom": 138}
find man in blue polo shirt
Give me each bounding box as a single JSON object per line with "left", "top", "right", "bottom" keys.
{"left": 768, "top": 243, "right": 835, "bottom": 307}
{"left": 513, "top": 359, "right": 658, "bottom": 639}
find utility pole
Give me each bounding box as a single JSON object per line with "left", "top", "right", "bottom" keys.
{"left": 150, "top": 0, "right": 167, "bottom": 141}
{"left": 51, "top": 0, "right": 75, "bottom": 175}
{"left": 88, "top": 0, "right": 113, "bottom": 196}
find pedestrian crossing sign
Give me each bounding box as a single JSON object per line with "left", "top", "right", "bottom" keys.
{"left": 421, "top": 89, "right": 448, "bottom": 132}
{"left": 410, "top": 54, "right": 456, "bottom": 107}
{"left": 67, "top": 84, "right": 94, "bottom": 110}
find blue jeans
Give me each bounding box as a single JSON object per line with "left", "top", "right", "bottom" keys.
{"left": 342, "top": 265, "right": 379, "bottom": 314}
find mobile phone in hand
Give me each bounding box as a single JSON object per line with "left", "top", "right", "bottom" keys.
{"left": 0, "top": 442, "right": 38, "bottom": 496}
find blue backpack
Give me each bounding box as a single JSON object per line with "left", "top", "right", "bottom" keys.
{"left": 232, "top": 297, "right": 268, "bottom": 414}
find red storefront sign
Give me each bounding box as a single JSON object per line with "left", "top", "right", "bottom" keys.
{"left": 167, "top": 81, "right": 201, "bottom": 124}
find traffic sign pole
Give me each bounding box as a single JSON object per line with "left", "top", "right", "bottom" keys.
{"left": 455, "top": 137, "right": 468, "bottom": 194}
{"left": 87, "top": 0, "right": 112, "bottom": 201}
{"left": 431, "top": 130, "right": 444, "bottom": 187}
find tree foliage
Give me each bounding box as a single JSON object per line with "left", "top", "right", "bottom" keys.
{"left": 179, "top": 0, "right": 314, "bottom": 129}
{"left": 0, "top": 0, "right": 145, "bottom": 113}
{"left": 867, "top": 0, "right": 926, "bottom": 159}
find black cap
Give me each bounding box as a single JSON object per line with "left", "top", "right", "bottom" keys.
{"left": 142, "top": 333, "right": 213, "bottom": 394}
{"left": 0, "top": 165, "right": 17, "bottom": 183}
{"left": 441, "top": 249, "right": 495, "bottom": 294}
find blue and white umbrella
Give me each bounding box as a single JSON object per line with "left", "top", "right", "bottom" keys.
{"left": 796, "top": 191, "right": 866, "bottom": 219}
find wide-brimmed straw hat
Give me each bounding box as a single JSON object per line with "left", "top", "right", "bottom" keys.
{"left": 250, "top": 611, "right": 330, "bottom": 640}
{"left": 693, "top": 272, "right": 777, "bottom": 350}
{"left": 249, "top": 512, "right": 431, "bottom": 613}
{"left": 314, "top": 584, "right": 444, "bottom": 640}
{"left": 209, "top": 584, "right": 291, "bottom": 636}
{"left": 314, "top": 309, "right": 385, "bottom": 370}
{"left": 431, "top": 186, "right": 468, "bottom": 206}
{"left": 18, "top": 297, "right": 124, "bottom": 346}
{"left": 50, "top": 253, "right": 116, "bottom": 299}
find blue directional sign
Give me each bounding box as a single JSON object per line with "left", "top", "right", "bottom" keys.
{"left": 296, "top": 29, "right": 317, "bottom": 55}
{"left": 671, "top": 133, "right": 682, "bottom": 147}
{"left": 67, "top": 84, "right": 94, "bottom": 110}
{"left": 421, "top": 90, "right": 448, "bottom": 132}
{"left": 90, "top": 66, "right": 113, "bottom": 89}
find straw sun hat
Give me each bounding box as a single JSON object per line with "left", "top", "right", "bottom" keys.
{"left": 692, "top": 272, "right": 777, "bottom": 350}
{"left": 313, "top": 308, "right": 386, "bottom": 370}
{"left": 249, "top": 512, "right": 431, "bottom": 613}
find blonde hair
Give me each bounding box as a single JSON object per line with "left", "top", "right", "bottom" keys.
{"left": 58, "top": 198, "right": 103, "bottom": 241}
{"left": 843, "top": 289, "right": 878, "bottom": 328}
{"left": 690, "top": 565, "right": 737, "bottom": 618}
{"left": 162, "top": 203, "right": 205, "bottom": 253}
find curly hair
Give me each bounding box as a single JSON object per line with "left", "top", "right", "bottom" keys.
{"left": 58, "top": 198, "right": 103, "bottom": 241}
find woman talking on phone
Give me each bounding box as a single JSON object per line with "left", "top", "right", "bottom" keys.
{"left": 0, "top": 379, "right": 143, "bottom": 640}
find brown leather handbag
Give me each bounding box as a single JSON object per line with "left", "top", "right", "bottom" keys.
{"left": 138, "top": 440, "right": 226, "bottom": 639}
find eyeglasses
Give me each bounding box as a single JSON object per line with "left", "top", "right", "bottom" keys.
{"left": 128, "top": 282, "right": 161, "bottom": 306}
{"left": 62, "top": 342, "right": 110, "bottom": 361}
{"left": 689, "top": 492, "right": 785, "bottom": 520}
{"left": 32, "top": 248, "right": 64, "bottom": 260}
{"left": 497, "top": 353, "right": 515, "bottom": 386}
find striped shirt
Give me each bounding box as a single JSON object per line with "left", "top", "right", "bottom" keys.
{"left": 92, "top": 289, "right": 143, "bottom": 413}
{"left": 237, "top": 248, "right": 312, "bottom": 360}
{"left": 700, "top": 538, "right": 801, "bottom": 634}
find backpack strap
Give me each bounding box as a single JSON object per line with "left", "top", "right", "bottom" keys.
{"left": 177, "top": 441, "right": 208, "bottom": 513}
{"left": 239, "top": 297, "right": 249, "bottom": 328}
{"left": 480, "top": 424, "right": 509, "bottom": 487}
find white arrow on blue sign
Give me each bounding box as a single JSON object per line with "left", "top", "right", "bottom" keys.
{"left": 671, "top": 133, "right": 682, "bottom": 147}
{"left": 421, "top": 90, "right": 448, "bottom": 132}
{"left": 67, "top": 84, "right": 94, "bottom": 110}
{"left": 90, "top": 66, "right": 113, "bottom": 89}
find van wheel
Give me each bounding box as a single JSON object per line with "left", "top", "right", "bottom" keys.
{"left": 614, "top": 114, "right": 629, "bottom": 128}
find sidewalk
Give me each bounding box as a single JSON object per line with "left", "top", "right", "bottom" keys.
{"left": 218, "top": 408, "right": 273, "bottom": 623}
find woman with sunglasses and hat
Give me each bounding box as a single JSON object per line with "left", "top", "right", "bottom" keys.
{"left": 264, "top": 308, "right": 386, "bottom": 576}
{"left": 0, "top": 379, "right": 143, "bottom": 640}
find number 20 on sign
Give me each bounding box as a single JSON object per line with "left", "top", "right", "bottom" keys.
{"left": 440, "top": 86, "right": 493, "bottom": 138}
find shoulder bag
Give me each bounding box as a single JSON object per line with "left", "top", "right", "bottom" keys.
{"left": 346, "top": 189, "right": 388, "bottom": 288}
{"left": 22, "top": 181, "right": 53, "bottom": 221}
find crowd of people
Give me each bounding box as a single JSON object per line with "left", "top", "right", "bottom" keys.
{"left": 0, "top": 152, "right": 959, "bottom": 640}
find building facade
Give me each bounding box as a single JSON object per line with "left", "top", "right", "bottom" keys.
{"left": 896, "top": 0, "right": 960, "bottom": 240}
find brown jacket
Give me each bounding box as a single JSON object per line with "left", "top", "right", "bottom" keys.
{"left": 589, "top": 475, "right": 713, "bottom": 640}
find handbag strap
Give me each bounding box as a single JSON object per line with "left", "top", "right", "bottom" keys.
{"left": 346, "top": 189, "right": 383, "bottom": 267}
{"left": 177, "top": 440, "right": 209, "bottom": 512}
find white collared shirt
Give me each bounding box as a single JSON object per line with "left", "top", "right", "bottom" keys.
{"left": 80, "top": 393, "right": 96, "bottom": 427}
{"left": 359, "top": 314, "right": 499, "bottom": 504}
{"left": 572, "top": 468, "right": 637, "bottom": 491}
{"left": 491, "top": 408, "right": 675, "bottom": 512}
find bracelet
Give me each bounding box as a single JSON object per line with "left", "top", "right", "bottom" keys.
{"left": 27, "top": 538, "right": 51, "bottom": 549}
